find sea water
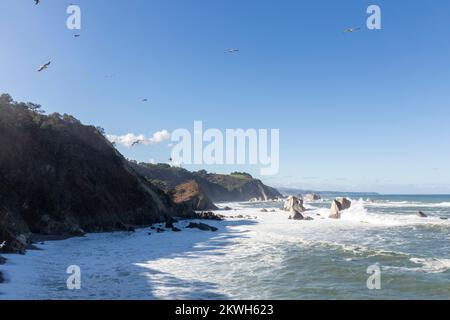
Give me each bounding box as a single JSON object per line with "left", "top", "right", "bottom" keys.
{"left": 1, "top": 194, "right": 449, "bottom": 300}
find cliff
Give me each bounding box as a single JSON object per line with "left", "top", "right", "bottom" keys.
{"left": 0, "top": 94, "right": 190, "bottom": 254}
{"left": 130, "top": 163, "right": 282, "bottom": 206}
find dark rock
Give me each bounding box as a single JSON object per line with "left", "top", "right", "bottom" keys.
{"left": 116, "top": 222, "right": 135, "bottom": 232}
{"left": 289, "top": 212, "right": 305, "bottom": 220}
{"left": 197, "top": 211, "right": 224, "bottom": 221}
{"left": 260, "top": 208, "right": 269, "bottom": 213}
{"left": 164, "top": 214, "right": 178, "bottom": 229}
{"left": 186, "top": 222, "right": 218, "bottom": 232}
{"left": 156, "top": 228, "right": 165, "bottom": 233}
{"left": 417, "top": 211, "right": 427, "bottom": 218}
{"left": 440, "top": 217, "right": 448, "bottom": 220}
{"left": 172, "top": 227, "right": 181, "bottom": 232}
{"left": 223, "top": 206, "right": 233, "bottom": 211}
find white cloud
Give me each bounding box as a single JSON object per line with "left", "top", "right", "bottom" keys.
{"left": 107, "top": 130, "right": 170, "bottom": 148}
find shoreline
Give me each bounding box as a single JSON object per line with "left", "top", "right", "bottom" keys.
{"left": 1, "top": 198, "right": 450, "bottom": 299}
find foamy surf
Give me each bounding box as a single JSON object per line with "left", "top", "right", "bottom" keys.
{"left": 1, "top": 194, "right": 449, "bottom": 299}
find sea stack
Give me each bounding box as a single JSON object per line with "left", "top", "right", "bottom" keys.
{"left": 283, "top": 196, "right": 306, "bottom": 220}
{"left": 329, "top": 198, "right": 352, "bottom": 219}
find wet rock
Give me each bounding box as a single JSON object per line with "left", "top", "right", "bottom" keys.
{"left": 116, "top": 222, "right": 135, "bottom": 232}
{"left": 260, "top": 208, "right": 269, "bottom": 213}
{"left": 329, "top": 198, "right": 352, "bottom": 219}
{"left": 440, "top": 217, "right": 448, "bottom": 220}
{"left": 172, "top": 227, "right": 182, "bottom": 232}
{"left": 197, "top": 211, "right": 224, "bottom": 221}
{"left": 223, "top": 206, "right": 233, "bottom": 211}
{"left": 156, "top": 228, "right": 165, "bottom": 233}
{"left": 289, "top": 211, "right": 305, "bottom": 220}
{"left": 186, "top": 222, "right": 218, "bottom": 232}
{"left": 164, "top": 215, "right": 178, "bottom": 229}
{"left": 417, "top": 211, "right": 428, "bottom": 218}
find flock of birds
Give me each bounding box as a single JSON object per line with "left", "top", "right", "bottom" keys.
{"left": 32, "top": 0, "right": 361, "bottom": 127}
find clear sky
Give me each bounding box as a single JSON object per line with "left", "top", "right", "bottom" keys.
{"left": 1, "top": 0, "right": 450, "bottom": 194}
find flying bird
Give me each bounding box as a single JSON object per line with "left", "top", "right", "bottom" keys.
{"left": 38, "top": 61, "right": 51, "bottom": 72}
{"left": 131, "top": 139, "right": 143, "bottom": 147}
{"left": 225, "top": 48, "right": 239, "bottom": 54}
{"left": 0, "top": 241, "right": 6, "bottom": 249}
{"left": 34, "top": 0, "right": 40, "bottom": 5}
{"left": 74, "top": 34, "right": 81, "bottom": 38}
{"left": 344, "top": 27, "right": 361, "bottom": 33}
{"left": 142, "top": 98, "right": 149, "bottom": 102}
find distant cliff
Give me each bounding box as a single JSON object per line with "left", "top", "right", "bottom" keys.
{"left": 130, "top": 163, "right": 282, "bottom": 206}
{"left": 0, "top": 94, "right": 191, "bottom": 254}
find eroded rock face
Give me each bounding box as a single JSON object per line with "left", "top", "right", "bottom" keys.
{"left": 170, "top": 180, "right": 218, "bottom": 211}
{"left": 283, "top": 196, "right": 306, "bottom": 213}
{"left": 329, "top": 198, "right": 352, "bottom": 219}
{"left": 283, "top": 196, "right": 306, "bottom": 220}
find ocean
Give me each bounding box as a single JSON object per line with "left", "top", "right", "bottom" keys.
{"left": 1, "top": 194, "right": 449, "bottom": 300}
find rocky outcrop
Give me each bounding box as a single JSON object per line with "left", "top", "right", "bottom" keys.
{"left": 417, "top": 211, "right": 427, "bottom": 218}
{"left": 283, "top": 196, "right": 306, "bottom": 212}
{"left": 283, "top": 196, "right": 306, "bottom": 220}
{"left": 329, "top": 198, "right": 352, "bottom": 219}
{"left": 303, "top": 193, "right": 321, "bottom": 202}
{"left": 196, "top": 211, "right": 224, "bottom": 221}
{"left": 186, "top": 222, "right": 218, "bottom": 232}
{"left": 0, "top": 94, "right": 191, "bottom": 253}
{"left": 170, "top": 180, "right": 218, "bottom": 211}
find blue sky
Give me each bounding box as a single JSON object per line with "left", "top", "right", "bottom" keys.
{"left": 1, "top": 0, "right": 450, "bottom": 194}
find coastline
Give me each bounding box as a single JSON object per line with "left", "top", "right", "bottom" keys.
{"left": 1, "top": 198, "right": 450, "bottom": 300}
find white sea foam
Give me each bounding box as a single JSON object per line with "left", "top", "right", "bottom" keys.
{"left": 1, "top": 198, "right": 449, "bottom": 299}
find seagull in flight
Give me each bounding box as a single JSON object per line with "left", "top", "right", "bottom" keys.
{"left": 0, "top": 241, "right": 6, "bottom": 249}
{"left": 225, "top": 48, "right": 239, "bottom": 54}
{"left": 344, "top": 27, "right": 361, "bottom": 33}
{"left": 34, "top": 0, "right": 40, "bottom": 5}
{"left": 142, "top": 98, "right": 149, "bottom": 102}
{"left": 74, "top": 34, "right": 81, "bottom": 38}
{"left": 38, "top": 61, "right": 51, "bottom": 72}
{"left": 131, "top": 139, "right": 144, "bottom": 147}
